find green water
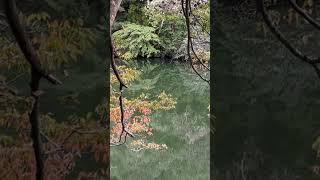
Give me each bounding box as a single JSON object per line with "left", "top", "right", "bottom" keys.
{"left": 8, "top": 56, "right": 210, "bottom": 178}
{"left": 110, "top": 60, "right": 210, "bottom": 180}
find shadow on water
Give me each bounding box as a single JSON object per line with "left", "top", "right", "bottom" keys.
{"left": 213, "top": 8, "right": 320, "bottom": 179}
{"left": 9, "top": 51, "right": 107, "bottom": 177}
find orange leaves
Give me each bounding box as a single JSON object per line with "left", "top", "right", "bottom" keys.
{"left": 110, "top": 103, "right": 155, "bottom": 143}
{"left": 142, "top": 116, "right": 151, "bottom": 123}
{"left": 110, "top": 106, "right": 135, "bottom": 123}
{"left": 140, "top": 106, "right": 152, "bottom": 115}
{"left": 110, "top": 66, "right": 176, "bottom": 150}
{"left": 154, "top": 91, "right": 177, "bottom": 110}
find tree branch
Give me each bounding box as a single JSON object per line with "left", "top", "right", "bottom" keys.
{"left": 4, "top": 0, "right": 62, "bottom": 85}
{"left": 109, "top": 24, "right": 133, "bottom": 146}
{"left": 182, "top": 0, "right": 210, "bottom": 84}
{"left": 256, "top": 0, "right": 320, "bottom": 79}
{"left": 4, "top": 0, "right": 62, "bottom": 179}
{"left": 289, "top": 0, "right": 320, "bottom": 31}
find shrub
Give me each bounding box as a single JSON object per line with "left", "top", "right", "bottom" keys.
{"left": 113, "top": 23, "right": 161, "bottom": 60}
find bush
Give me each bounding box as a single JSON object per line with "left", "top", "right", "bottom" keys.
{"left": 113, "top": 23, "right": 161, "bottom": 60}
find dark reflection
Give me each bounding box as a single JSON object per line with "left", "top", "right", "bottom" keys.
{"left": 213, "top": 1, "right": 320, "bottom": 179}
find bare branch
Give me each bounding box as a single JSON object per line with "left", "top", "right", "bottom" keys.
{"left": 187, "top": 0, "right": 210, "bottom": 71}
{"left": 181, "top": 0, "right": 210, "bottom": 84}
{"left": 44, "top": 128, "right": 107, "bottom": 155}
{"left": 188, "top": 1, "right": 210, "bottom": 35}
{"left": 289, "top": 0, "right": 320, "bottom": 31}
{"left": 7, "top": 72, "right": 25, "bottom": 85}
{"left": 256, "top": 0, "right": 320, "bottom": 79}
{"left": 190, "top": 33, "right": 210, "bottom": 71}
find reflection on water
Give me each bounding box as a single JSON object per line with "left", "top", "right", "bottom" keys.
{"left": 111, "top": 60, "right": 210, "bottom": 180}
{"left": 10, "top": 57, "right": 210, "bottom": 178}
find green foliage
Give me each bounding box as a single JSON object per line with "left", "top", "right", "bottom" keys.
{"left": 192, "top": 3, "right": 210, "bottom": 33}
{"left": 113, "top": 23, "right": 161, "bottom": 60}
{"left": 113, "top": 6, "right": 187, "bottom": 59}
{"left": 114, "top": 0, "right": 209, "bottom": 60}
{"left": 127, "top": 1, "right": 148, "bottom": 25}
{"left": 145, "top": 8, "right": 187, "bottom": 57}
{"left": 0, "top": 12, "right": 96, "bottom": 71}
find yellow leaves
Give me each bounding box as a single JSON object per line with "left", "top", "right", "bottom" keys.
{"left": 0, "top": 38, "right": 25, "bottom": 71}
{"left": 303, "top": 0, "right": 314, "bottom": 15}
{"left": 26, "top": 12, "right": 50, "bottom": 25}
{"left": 127, "top": 119, "right": 148, "bottom": 133}
{"left": 153, "top": 91, "right": 177, "bottom": 110}
{"left": 191, "top": 49, "right": 210, "bottom": 66}
{"left": 121, "top": 52, "right": 135, "bottom": 61}
{"left": 130, "top": 139, "right": 168, "bottom": 151}
{"left": 111, "top": 66, "right": 140, "bottom": 85}
{"left": 1, "top": 12, "right": 95, "bottom": 72}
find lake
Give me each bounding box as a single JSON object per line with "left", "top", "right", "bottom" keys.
{"left": 9, "top": 57, "right": 210, "bottom": 179}
{"left": 110, "top": 59, "right": 210, "bottom": 180}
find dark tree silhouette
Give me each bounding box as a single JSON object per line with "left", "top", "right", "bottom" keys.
{"left": 4, "top": 0, "right": 62, "bottom": 179}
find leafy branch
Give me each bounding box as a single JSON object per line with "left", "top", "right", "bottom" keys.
{"left": 110, "top": 28, "right": 134, "bottom": 147}
{"left": 4, "top": 0, "right": 62, "bottom": 179}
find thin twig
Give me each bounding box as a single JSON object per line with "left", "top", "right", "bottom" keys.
{"left": 289, "top": 0, "right": 320, "bottom": 30}
{"left": 181, "top": 0, "right": 210, "bottom": 84}
{"left": 188, "top": 0, "right": 210, "bottom": 71}
{"left": 256, "top": 0, "right": 320, "bottom": 79}
{"left": 7, "top": 72, "right": 25, "bottom": 85}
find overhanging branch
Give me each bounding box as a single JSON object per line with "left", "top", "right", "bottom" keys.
{"left": 181, "top": 0, "right": 210, "bottom": 84}
{"left": 110, "top": 27, "right": 133, "bottom": 146}
{"left": 4, "top": 0, "right": 61, "bottom": 85}
{"left": 289, "top": 0, "right": 320, "bottom": 31}
{"left": 256, "top": 0, "right": 320, "bottom": 79}
{"left": 4, "top": 0, "right": 62, "bottom": 179}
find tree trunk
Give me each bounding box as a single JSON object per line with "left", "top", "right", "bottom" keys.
{"left": 110, "top": 0, "right": 122, "bottom": 28}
